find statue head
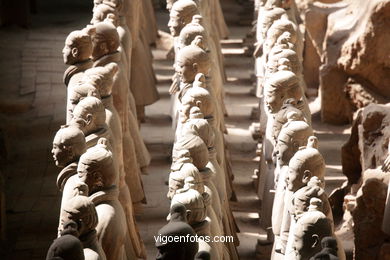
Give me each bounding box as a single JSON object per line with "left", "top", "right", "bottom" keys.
{"left": 170, "top": 177, "right": 209, "bottom": 225}
{"left": 287, "top": 136, "right": 325, "bottom": 192}
{"left": 52, "top": 125, "right": 87, "bottom": 167}
{"left": 77, "top": 138, "right": 116, "bottom": 194}
{"left": 156, "top": 203, "right": 198, "bottom": 260}
{"left": 292, "top": 176, "right": 325, "bottom": 219}
{"left": 180, "top": 73, "right": 215, "bottom": 121}
{"left": 272, "top": 98, "right": 303, "bottom": 141}
{"left": 275, "top": 118, "right": 312, "bottom": 167}
{"left": 93, "top": 0, "right": 103, "bottom": 11}
{"left": 176, "top": 37, "right": 210, "bottom": 83}
{"left": 91, "top": 21, "right": 120, "bottom": 60}
{"left": 63, "top": 195, "right": 99, "bottom": 236}
{"left": 68, "top": 83, "right": 100, "bottom": 119}
{"left": 179, "top": 15, "right": 208, "bottom": 50}
{"left": 182, "top": 106, "right": 215, "bottom": 149}
{"left": 264, "top": 18, "right": 297, "bottom": 56}
{"left": 316, "top": 237, "right": 338, "bottom": 258}
{"left": 168, "top": 148, "right": 204, "bottom": 200}
{"left": 81, "top": 63, "right": 118, "bottom": 97}
{"left": 267, "top": 47, "right": 299, "bottom": 75}
{"left": 292, "top": 198, "right": 332, "bottom": 260}
{"left": 91, "top": 3, "right": 118, "bottom": 24}
{"left": 264, "top": 70, "right": 301, "bottom": 113}
{"left": 175, "top": 131, "right": 209, "bottom": 170}
{"left": 168, "top": 0, "right": 199, "bottom": 36}
{"left": 63, "top": 27, "right": 94, "bottom": 65}
{"left": 70, "top": 96, "right": 106, "bottom": 136}
{"left": 45, "top": 220, "right": 84, "bottom": 260}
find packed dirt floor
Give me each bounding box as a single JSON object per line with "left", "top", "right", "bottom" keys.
{"left": 0, "top": 0, "right": 349, "bottom": 259}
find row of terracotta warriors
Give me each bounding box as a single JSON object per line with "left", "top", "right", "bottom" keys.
{"left": 153, "top": 0, "right": 241, "bottom": 259}
{"left": 250, "top": 0, "right": 345, "bottom": 259}
{"left": 46, "top": 0, "right": 160, "bottom": 259}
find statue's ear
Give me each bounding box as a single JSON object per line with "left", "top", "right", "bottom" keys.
{"left": 302, "top": 170, "right": 311, "bottom": 183}
{"left": 100, "top": 42, "right": 107, "bottom": 52}
{"left": 71, "top": 47, "right": 79, "bottom": 58}
{"left": 193, "top": 63, "right": 198, "bottom": 72}
{"left": 195, "top": 100, "right": 202, "bottom": 108}
{"left": 186, "top": 209, "right": 191, "bottom": 220}
{"left": 85, "top": 114, "right": 93, "bottom": 125}
{"left": 311, "top": 234, "right": 320, "bottom": 248}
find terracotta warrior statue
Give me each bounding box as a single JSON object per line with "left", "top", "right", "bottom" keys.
{"left": 91, "top": 20, "right": 151, "bottom": 175}
{"left": 46, "top": 220, "right": 84, "bottom": 260}
{"left": 177, "top": 16, "right": 227, "bottom": 132}
{"left": 62, "top": 195, "right": 107, "bottom": 260}
{"left": 263, "top": 70, "right": 308, "bottom": 119}
{"left": 155, "top": 203, "right": 199, "bottom": 260}
{"left": 178, "top": 15, "right": 208, "bottom": 51}
{"left": 291, "top": 198, "right": 333, "bottom": 260}
{"left": 52, "top": 125, "right": 87, "bottom": 236}
{"left": 272, "top": 98, "right": 304, "bottom": 144}
{"left": 77, "top": 138, "right": 133, "bottom": 260}
{"left": 172, "top": 37, "right": 211, "bottom": 131}
{"left": 278, "top": 136, "right": 325, "bottom": 253}
{"left": 179, "top": 73, "right": 235, "bottom": 205}
{"left": 178, "top": 107, "right": 240, "bottom": 259}
{"left": 69, "top": 96, "right": 112, "bottom": 150}
{"left": 168, "top": 149, "right": 204, "bottom": 200}
{"left": 170, "top": 177, "right": 218, "bottom": 259}
{"left": 271, "top": 115, "right": 312, "bottom": 253}
{"left": 291, "top": 177, "right": 331, "bottom": 221}
{"left": 63, "top": 27, "right": 95, "bottom": 124}
{"left": 168, "top": 0, "right": 199, "bottom": 38}
{"left": 254, "top": 6, "right": 286, "bottom": 96}
{"left": 80, "top": 64, "right": 146, "bottom": 205}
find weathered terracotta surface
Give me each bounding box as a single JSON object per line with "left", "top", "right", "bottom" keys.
{"left": 319, "top": 0, "right": 390, "bottom": 124}
{"left": 341, "top": 103, "right": 390, "bottom": 184}
{"left": 352, "top": 169, "right": 390, "bottom": 260}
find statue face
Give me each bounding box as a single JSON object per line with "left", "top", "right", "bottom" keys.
{"left": 168, "top": 11, "right": 182, "bottom": 36}
{"left": 264, "top": 85, "right": 285, "bottom": 113}
{"left": 91, "top": 11, "right": 104, "bottom": 25}
{"left": 275, "top": 140, "right": 292, "bottom": 167}
{"left": 179, "top": 99, "right": 193, "bottom": 123}
{"left": 91, "top": 36, "right": 108, "bottom": 61}
{"left": 287, "top": 166, "right": 302, "bottom": 192}
{"left": 93, "top": 0, "right": 103, "bottom": 12}
{"left": 52, "top": 135, "right": 73, "bottom": 167}
{"left": 63, "top": 39, "right": 79, "bottom": 65}
{"left": 70, "top": 106, "right": 92, "bottom": 134}
{"left": 68, "top": 90, "right": 82, "bottom": 120}
{"left": 77, "top": 162, "right": 97, "bottom": 193}
{"left": 176, "top": 59, "right": 197, "bottom": 83}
